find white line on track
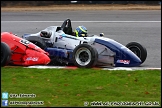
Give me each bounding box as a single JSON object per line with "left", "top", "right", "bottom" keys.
{"left": 1, "top": 21, "right": 161, "bottom": 23}
{"left": 26, "top": 65, "right": 161, "bottom": 71}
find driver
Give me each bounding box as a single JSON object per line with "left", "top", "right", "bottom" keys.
{"left": 61, "top": 18, "right": 88, "bottom": 37}
{"left": 72, "top": 26, "right": 88, "bottom": 37}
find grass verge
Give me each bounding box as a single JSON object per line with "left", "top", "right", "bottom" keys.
{"left": 1, "top": 67, "right": 161, "bottom": 107}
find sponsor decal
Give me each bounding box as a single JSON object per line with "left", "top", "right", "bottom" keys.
{"left": 26, "top": 57, "right": 38, "bottom": 61}
{"left": 59, "top": 35, "right": 63, "bottom": 39}
{"left": 117, "top": 60, "right": 130, "bottom": 64}
{"left": 59, "top": 34, "right": 66, "bottom": 39}
{"left": 20, "top": 39, "right": 30, "bottom": 46}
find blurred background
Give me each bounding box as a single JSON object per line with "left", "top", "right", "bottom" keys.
{"left": 1, "top": 1, "right": 161, "bottom": 7}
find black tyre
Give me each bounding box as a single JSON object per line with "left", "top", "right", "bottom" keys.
{"left": 1, "top": 42, "right": 11, "bottom": 66}
{"left": 126, "top": 42, "right": 147, "bottom": 64}
{"left": 73, "top": 44, "right": 98, "bottom": 68}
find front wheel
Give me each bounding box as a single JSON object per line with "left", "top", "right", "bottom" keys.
{"left": 1, "top": 42, "right": 11, "bottom": 66}
{"left": 73, "top": 44, "right": 98, "bottom": 68}
{"left": 126, "top": 42, "right": 147, "bottom": 64}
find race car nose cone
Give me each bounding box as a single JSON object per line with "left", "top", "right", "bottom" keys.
{"left": 24, "top": 49, "right": 51, "bottom": 66}
{"left": 39, "top": 54, "right": 51, "bottom": 65}
{"left": 132, "top": 56, "right": 141, "bottom": 66}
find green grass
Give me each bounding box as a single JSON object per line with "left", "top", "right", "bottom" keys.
{"left": 1, "top": 67, "right": 161, "bottom": 107}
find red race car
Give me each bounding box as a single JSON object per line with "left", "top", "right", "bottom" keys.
{"left": 1, "top": 32, "right": 50, "bottom": 67}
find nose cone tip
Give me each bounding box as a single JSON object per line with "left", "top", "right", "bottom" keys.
{"left": 43, "top": 56, "right": 51, "bottom": 65}
{"left": 45, "top": 57, "right": 51, "bottom": 64}
{"left": 38, "top": 53, "right": 51, "bottom": 65}
{"left": 133, "top": 57, "right": 142, "bottom": 66}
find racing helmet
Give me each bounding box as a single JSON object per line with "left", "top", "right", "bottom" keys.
{"left": 75, "top": 26, "right": 88, "bottom": 37}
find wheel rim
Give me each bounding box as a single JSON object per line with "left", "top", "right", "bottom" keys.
{"left": 75, "top": 47, "right": 91, "bottom": 66}
{"left": 127, "top": 46, "right": 141, "bottom": 58}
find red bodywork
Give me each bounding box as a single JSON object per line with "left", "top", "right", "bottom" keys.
{"left": 1, "top": 32, "right": 50, "bottom": 66}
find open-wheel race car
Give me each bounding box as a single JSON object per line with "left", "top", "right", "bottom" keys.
{"left": 1, "top": 32, "right": 51, "bottom": 67}
{"left": 22, "top": 19, "right": 147, "bottom": 68}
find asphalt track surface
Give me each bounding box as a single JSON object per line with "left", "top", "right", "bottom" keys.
{"left": 1, "top": 10, "right": 161, "bottom": 68}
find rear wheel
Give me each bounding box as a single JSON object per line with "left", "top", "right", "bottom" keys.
{"left": 1, "top": 42, "right": 11, "bottom": 66}
{"left": 73, "top": 44, "right": 98, "bottom": 68}
{"left": 126, "top": 42, "right": 147, "bottom": 64}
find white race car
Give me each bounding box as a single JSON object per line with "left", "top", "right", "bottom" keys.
{"left": 22, "top": 19, "right": 147, "bottom": 68}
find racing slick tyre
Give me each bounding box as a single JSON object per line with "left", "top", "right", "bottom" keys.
{"left": 126, "top": 42, "right": 147, "bottom": 64}
{"left": 73, "top": 44, "right": 98, "bottom": 68}
{"left": 1, "top": 42, "right": 11, "bottom": 67}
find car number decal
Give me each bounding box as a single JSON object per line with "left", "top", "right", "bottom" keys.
{"left": 19, "top": 39, "right": 30, "bottom": 46}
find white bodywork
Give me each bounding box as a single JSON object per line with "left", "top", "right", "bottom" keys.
{"left": 24, "top": 26, "right": 116, "bottom": 67}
